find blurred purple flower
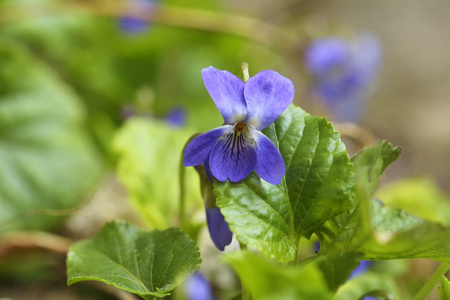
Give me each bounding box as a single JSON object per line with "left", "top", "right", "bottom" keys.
{"left": 348, "top": 260, "right": 373, "bottom": 279}
{"left": 304, "top": 33, "right": 381, "bottom": 122}
{"left": 314, "top": 241, "right": 321, "bottom": 254}
{"left": 164, "top": 107, "right": 186, "bottom": 128}
{"left": 121, "top": 105, "right": 187, "bottom": 128}
{"left": 186, "top": 273, "right": 214, "bottom": 300}
{"left": 183, "top": 66, "right": 294, "bottom": 185}
{"left": 119, "top": 0, "right": 156, "bottom": 34}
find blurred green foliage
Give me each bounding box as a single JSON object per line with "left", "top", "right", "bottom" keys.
{"left": 0, "top": 39, "right": 101, "bottom": 233}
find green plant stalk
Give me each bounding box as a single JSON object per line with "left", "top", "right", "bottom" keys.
{"left": 241, "top": 62, "right": 250, "bottom": 82}
{"left": 179, "top": 150, "right": 186, "bottom": 230}
{"left": 412, "top": 262, "right": 450, "bottom": 300}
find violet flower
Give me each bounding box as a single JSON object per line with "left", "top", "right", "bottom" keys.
{"left": 165, "top": 107, "right": 186, "bottom": 128}
{"left": 186, "top": 273, "right": 214, "bottom": 300}
{"left": 348, "top": 260, "right": 373, "bottom": 279}
{"left": 119, "top": 0, "right": 156, "bottom": 34}
{"left": 183, "top": 66, "right": 295, "bottom": 185}
{"left": 304, "top": 33, "right": 381, "bottom": 122}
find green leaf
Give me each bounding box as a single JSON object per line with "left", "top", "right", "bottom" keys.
{"left": 360, "top": 200, "right": 450, "bottom": 262}
{"left": 67, "top": 221, "right": 201, "bottom": 299}
{"left": 335, "top": 273, "right": 400, "bottom": 300}
{"left": 214, "top": 105, "right": 355, "bottom": 263}
{"left": 314, "top": 252, "right": 361, "bottom": 292}
{"left": 376, "top": 177, "right": 450, "bottom": 226}
{"left": 0, "top": 39, "right": 101, "bottom": 233}
{"left": 352, "top": 140, "right": 402, "bottom": 196}
{"left": 317, "top": 141, "right": 401, "bottom": 254}
{"left": 113, "top": 119, "right": 200, "bottom": 229}
{"left": 222, "top": 251, "right": 332, "bottom": 300}
{"left": 439, "top": 275, "right": 450, "bottom": 300}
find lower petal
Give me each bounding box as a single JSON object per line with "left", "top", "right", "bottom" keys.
{"left": 253, "top": 131, "right": 286, "bottom": 185}
{"left": 205, "top": 203, "right": 233, "bottom": 251}
{"left": 209, "top": 131, "right": 257, "bottom": 182}
{"left": 183, "top": 125, "right": 233, "bottom": 167}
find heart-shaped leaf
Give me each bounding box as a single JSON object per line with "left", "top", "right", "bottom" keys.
{"left": 67, "top": 221, "right": 201, "bottom": 299}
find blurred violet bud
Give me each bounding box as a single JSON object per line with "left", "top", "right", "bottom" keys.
{"left": 363, "top": 296, "right": 380, "bottom": 300}
{"left": 186, "top": 273, "right": 214, "bottom": 300}
{"left": 348, "top": 260, "right": 373, "bottom": 279}
{"left": 165, "top": 107, "right": 187, "bottom": 128}
{"left": 314, "top": 241, "right": 321, "bottom": 254}
{"left": 205, "top": 204, "right": 233, "bottom": 251}
{"left": 119, "top": 0, "right": 157, "bottom": 34}
{"left": 203, "top": 161, "right": 233, "bottom": 251}
{"left": 304, "top": 33, "right": 381, "bottom": 122}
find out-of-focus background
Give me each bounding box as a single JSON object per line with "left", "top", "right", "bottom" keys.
{"left": 0, "top": 0, "right": 449, "bottom": 299}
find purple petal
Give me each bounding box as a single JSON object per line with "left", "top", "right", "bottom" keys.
{"left": 304, "top": 38, "right": 350, "bottom": 76}
{"left": 253, "top": 130, "right": 285, "bottom": 185}
{"left": 348, "top": 260, "right": 373, "bottom": 279}
{"left": 244, "top": 70, "right": 295, "bottom": 130}
{"left": 305, "top": 34, "right": 381, "bottom": 123}
{"left": 183, "top": 126, "right": 233, "bottom": 167}
{"left": 186, "top": 273, "right": 214, "bottom": 300}
{"left": 119, "top": 0, "right": 156, "bottom": 34}
{"left": 202, "top": 66, "right": 247, "bottom": 124}
{"left": 314, "top": 241, "right": 321, "bottom": 254}
{"left": 165, "top": 107, "right": 186, "bottom": 128}
{"left": 205, "top": 203, "right": 233, "bottom": 251}
{"left": 209, "top": 131, "right": 257, "bottom": 182}
{"left": 119, "top": 17, "right": 149, "bottom": 34}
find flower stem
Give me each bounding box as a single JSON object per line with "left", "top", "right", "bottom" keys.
{"left": 179, "top": 146, "right": 186, "bottom": 230}
{"left": 241, "top": 62, "right": 250, "bottom": 83}
{"left": 412, "top": 262, "right": 450, "bottom": 300}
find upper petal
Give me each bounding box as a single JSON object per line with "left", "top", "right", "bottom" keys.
{"left": 244, "top": 70, "right": 295, "bottom": 130}
{"left": 183, "top": 125, "right": 233, "bottom": 167}
{"left": 202, "top": 66, "right": 247, "bottom": 124}
{"left": 253, "top": 130, "right": 286, "bottom": 185}
{"left": 209, "top": 131, "right": 257, "bottom": 182}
